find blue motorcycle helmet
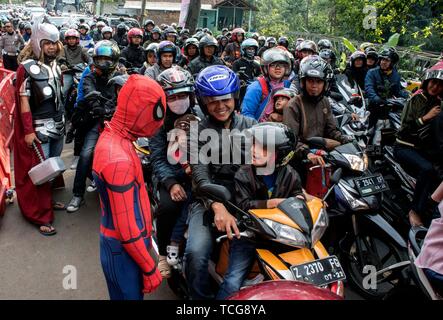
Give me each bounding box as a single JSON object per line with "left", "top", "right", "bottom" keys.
{"left": 194, "top": 65, "right": 240, "bottom": 114}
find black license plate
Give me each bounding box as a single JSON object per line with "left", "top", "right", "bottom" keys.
{"left": 354, "top": 173, "right": 389, "bottom": 196}
{"left": 290, "top": 256, "right": 346, "bottom": 287}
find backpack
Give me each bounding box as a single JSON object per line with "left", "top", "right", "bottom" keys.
{"left": 257, "top": 76, "right": 270, "bottom": 104}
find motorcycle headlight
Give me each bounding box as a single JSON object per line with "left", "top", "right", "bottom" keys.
{"left": 338, "top": 182, "right": 369, "bottom": 210}
{"left": 311, "top": 208, "right": 329, "bottom": 246}
{"left": 342, "top": 153, "right": 368, "bottom": 172}
{"left": 263, "top": 219, "right": 309, "bottom": 248}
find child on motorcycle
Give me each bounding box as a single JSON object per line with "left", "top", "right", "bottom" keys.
{"left": 268, "top": 88, "right": 296, "bottom": 123}
{"left": 394, "top": 61, "right": 443, "bottom": 227}
{"left": 235, "top": 122, "right": 308, "bottom": 211}
{"left": 150, "top": 66, "right": 196, "bottom": 278}
{"left": 163, "top": 114, "right": 200, "bottom": 268}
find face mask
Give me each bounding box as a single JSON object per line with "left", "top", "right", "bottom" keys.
{"left": 168, "top": 96, "right": 190, "bottom": 115}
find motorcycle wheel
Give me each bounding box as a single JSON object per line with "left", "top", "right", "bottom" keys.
{"left": 341, "top": 233, "right": 409, "bottom": 300}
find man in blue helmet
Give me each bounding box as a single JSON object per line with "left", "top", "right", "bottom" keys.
{"left": 186, "top": 65, "right": 257, "bottom": 300}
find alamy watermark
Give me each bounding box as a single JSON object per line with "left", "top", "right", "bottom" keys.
{"left": 166, "top": 121, "right": 277, "bottom": 175}
{"left": 363, "top": 5, "right": 377, "bottom": 30}
{"left": 62, "top": 265, "right": 77, "bottom": 290}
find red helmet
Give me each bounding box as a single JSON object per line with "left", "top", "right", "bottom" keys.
{"left": 127, "top": 28, "right": 143, "bottom": 42}
{"left": 422, "top": 60, "right": 443, "bottom": 91}
{"left": 64, "top": 28, "right": 80, "bottom": 44}
{"left": 231, "top": 27, "right": 245, "bottom": 42}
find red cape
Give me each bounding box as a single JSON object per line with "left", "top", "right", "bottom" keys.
{"left": 13, "top": 64, "right": 53, "bottom": 225}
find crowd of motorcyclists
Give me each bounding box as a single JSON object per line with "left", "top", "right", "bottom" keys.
{"left": 4, "top": 9, "right": 443, "bottom": 301}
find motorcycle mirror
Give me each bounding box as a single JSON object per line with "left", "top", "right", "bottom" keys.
{"left": 330, "top": 168, "right": 342, "bottom": 185}
{"left": 198, "top": 183, "right": 232, "bottom": 203}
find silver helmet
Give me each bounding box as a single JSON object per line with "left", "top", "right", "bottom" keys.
{"left": 31, "top": 15, "right": 60, "bottom": 58}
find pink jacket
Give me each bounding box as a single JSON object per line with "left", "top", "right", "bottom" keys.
{"left": 415, "top": 201, "right": 443, "bottom": 274}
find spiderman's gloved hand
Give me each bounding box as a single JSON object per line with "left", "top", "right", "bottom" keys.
{"left": 142, "top": 267, "right": 162, "bottom": 293}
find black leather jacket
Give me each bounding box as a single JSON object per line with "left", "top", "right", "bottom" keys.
{"left": 121, "top": 44, "right": 146, "bottom": 69}
{"left": 191, "top": 112, "right": 257, "bottom": 208}
{"left": 234, "top": 164, "right": 304, "bottom": 212}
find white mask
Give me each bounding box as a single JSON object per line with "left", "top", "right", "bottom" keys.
{"left": 168, "top": 96, "right": 190, "bottom": 115}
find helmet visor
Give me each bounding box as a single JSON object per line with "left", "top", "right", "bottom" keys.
{"left": 95, "top": 45, "right": 113, "bottom": 57}
{"left": 165, "top": 86, "right": 194, "bottom": 96}
{"left": 200, "top": 92, "right": 238, "bottom": 104}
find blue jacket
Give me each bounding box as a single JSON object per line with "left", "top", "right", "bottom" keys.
{"left": 75, "top": 66, "right": 92, "bottom": 106}
{"left": 241, "top": 78, "right": 291, "bottom": 121}
{"left": 79, "top": 34, "right": 94, "bottom": 50}
{"left": 365, "top": 66, "right": 408, "bottom": 106}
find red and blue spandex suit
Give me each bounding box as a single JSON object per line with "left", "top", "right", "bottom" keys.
{"left": 92, "top": 75, "right": 166, "bottom": 300}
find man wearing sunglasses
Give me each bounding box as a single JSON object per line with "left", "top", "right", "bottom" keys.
{"left": 0, "top": 21, "right": 25, "bottom": 71}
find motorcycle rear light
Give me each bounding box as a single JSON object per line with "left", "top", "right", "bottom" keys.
{"left": 329, "top": 282, "right": 344, "bottom": 297}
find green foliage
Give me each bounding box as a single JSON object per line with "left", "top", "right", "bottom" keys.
{"left": 386, "top": 33, "right": 400, "bottom": 48}
{"left": 254, "top": 0, "right": 443, "bottom": 52}
{"left": 342, "top": 37, "right": 357, "bottom": 53}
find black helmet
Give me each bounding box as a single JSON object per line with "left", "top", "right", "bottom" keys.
{"left": 261, "top": 47, "right": 291, "bottom": 77}
{"left": 265, "top": 37, "right": 277, "bottom": 47}
{"left": 92, "top": 40, "right": 120, "bottom": 73}
{"left": 199, "top": 35, "right": 218, "bottom": 56}
{"left": 350, "top": 51, "right": 367, "bottom": 67}
{"left": 144, "top": 19, "right": 155, "bottom": 27}
{"left": 164, "top": 26, "right": 177, "bottom": 38}
{"left": 108, "top": 74, "right": 129, "bottom": 90}
{"left": 184, "top": 37, "right": 199, "bottom": 56}
{"left": 317, "top": 39, "right": 333, "bottom": 51}
{"left": 157, "top": 66, "right": 194, "bottom": 96}
{"left": 299, "top": 55, "right": 333, "bottom": 94}
{"left": 180, "top": 28, "right": 190, "bottom": 37}
{"left": 193, "top": 31, "right": 205, "bottom": 41}
{"left": 249, "top": 122, "right": 296, "bottom": 168}
{"left": 365, "top": 47, "right": 378, "bottom": 61}
{"left": 116, "top": 23, "right": 127, "bottom": 34}
{"left": 299, "top": 40, "right": 318, "bottom": 54}
{"left": 378, "top": 47, "right": 399, "bottom": 66}
{"left": 319, "top": 49, "right": 337, "bottom": 67}
{"left": 145, "top": 42, "right": 159, "bottom": 55}
{"left": 151, "top": 26, "right": 161, "bottom": 35}
{"left": 278, "top": 36, "right": 289, "bottom": 49}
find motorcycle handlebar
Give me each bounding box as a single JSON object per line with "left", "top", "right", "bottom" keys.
{"left": 216, "top": 230, "right": 254, "bottom": 243}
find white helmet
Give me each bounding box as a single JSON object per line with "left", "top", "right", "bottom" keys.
{"left": 101, "top": 26, "right": 113, "bottom": 35}
{"left": 31, "top": 15, "right": 60, "bottom": 58}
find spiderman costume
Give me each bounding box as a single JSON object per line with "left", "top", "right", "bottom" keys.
{"left": 92, "top": 75, "right": 166, "bottom": 300}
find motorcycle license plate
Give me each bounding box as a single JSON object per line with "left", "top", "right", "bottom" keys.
{"left": 290, "top": 256, "right": 346, "bottom": 287}
{"left": 354, "top": 173, "right": 389, "bottom": 196}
